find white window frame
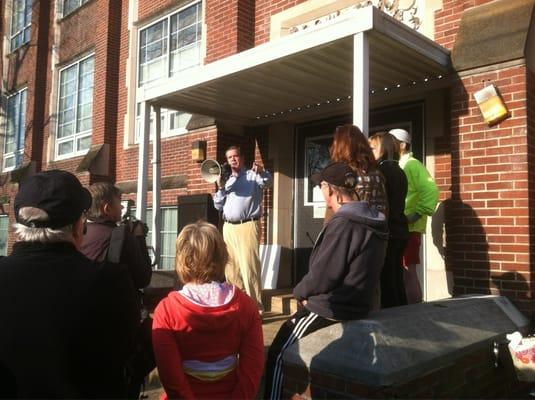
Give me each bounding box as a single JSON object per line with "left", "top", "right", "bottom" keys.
{"left": 137, "top": 206, "right": 178, "bottom": 270}
{"left": 137, "top": 0, "right": 202, "bottom": 88}
{"left": 55, "top": 53, "right": 94, "bottom": 160}
{"left": 61, "top": 0, "right": 90, "bottom": 17}
{"left": 134, "top": 1, "right": 202, "bottom": 143}
{"left": 3, "top": 88, "right": 27, "bottom": 172}
{"left": 9, "top": 0, "right": 32, "bottom": 52}
{"left": 134, "top": 105, "right": 191, "bottom": 143}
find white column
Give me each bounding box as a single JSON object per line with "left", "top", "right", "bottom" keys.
{"left": 136, "top": 101, "right": 150, "bottom": 222}
{"left": 152, "top": 106, "right": 162, "bottom": 268}
{"left": 353, "top": 32, "right": 369, "bottom": 137}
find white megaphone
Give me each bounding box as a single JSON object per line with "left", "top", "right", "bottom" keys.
{"left": 200, "top": 159, "right": 221, "bottom": 183}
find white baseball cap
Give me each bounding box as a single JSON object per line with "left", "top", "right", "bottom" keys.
{"left": 389, "top": 128, "right": 411, "bottom": 144}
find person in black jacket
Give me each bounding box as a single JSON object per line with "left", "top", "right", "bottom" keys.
{"left": 0, "top": 170, "right": 139, "bottom": 398}
{"left": 369, "top": 131, "right": 410, "bottom": 308}
{"left": 265, "top": 162, "right": 388, "bottom": 400}
{"left": 81, "top": 182, "right": 152, "bottom": 289}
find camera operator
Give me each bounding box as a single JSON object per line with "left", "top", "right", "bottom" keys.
{"left": 81, "top": 183, "right": 151, "bottom": 289}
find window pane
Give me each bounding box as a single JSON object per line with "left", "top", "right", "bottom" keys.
{"left": 10, "top": 0, "right": 32, "bottom": 51}
{"left": 58, "top": 140, "right": 73, "bottom": 155}
{"left": 77, "top": 135, "right": 91, "bottom": 152}
{"left": 179, "top": 5, "right": 197, "bottom": 28}
{"left": 4, "top": 88, "right": 27, "bottom": 170}
{"left": 3, "top": 155, "right": 15, "bottom": 170}
{"left": 0, "top": 216, "right": 8, "bottom": 256}
{"left": 139, "top": 208, "right": 177, "bottom": 270}
{"left": 139, "top": 3, "right": 201, "bottom": 87}
{"left": 56, "top": 56, "right": 94, "bottom": 157}
{"left": 63, "top": 0, "right": 84, "bottom": 16}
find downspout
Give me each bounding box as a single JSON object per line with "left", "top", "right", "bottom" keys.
{"left": 152, "top": 105, "right": 162, "bottom": 268}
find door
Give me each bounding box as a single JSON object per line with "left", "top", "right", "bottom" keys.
{"left": 292, "top": 102, "right": 425, "bottom": 285}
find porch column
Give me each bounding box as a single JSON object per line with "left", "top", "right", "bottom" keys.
{"left": 136, "top": 101, "right": 150, "bottom": 222}
{"left": 152, "top": 106, "right": 162, "bottom": 268}
{"left": 353, "top": 32, "right": 369, "bottom": 137}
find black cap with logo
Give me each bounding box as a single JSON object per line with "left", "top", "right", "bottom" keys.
{"left": 310, "top": 162, "right": 357, "bottom": 189}
{"left": 14, "top": 170, "right": 92, "bottom": 229}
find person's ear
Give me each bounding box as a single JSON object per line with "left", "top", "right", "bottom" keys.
{"left": 102, "top": 202, "right": 111, "bottom": 217}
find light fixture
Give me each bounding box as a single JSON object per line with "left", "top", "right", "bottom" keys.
{"left": 474, "top": 84, "right": 510, "bottom": 126}
{"left": 191, "top": 140, "right": 207, "bottom": 163}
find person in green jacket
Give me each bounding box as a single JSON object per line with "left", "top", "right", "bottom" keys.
{"left": 389, "top": 128, "right": 439, "bottom": 303}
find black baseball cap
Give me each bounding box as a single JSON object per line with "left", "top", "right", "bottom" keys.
{"left": 310, "top": 162, "right": 357, "bottom": 189}
{"left": 14, "top": 170, "right": 92, "bottom": 228}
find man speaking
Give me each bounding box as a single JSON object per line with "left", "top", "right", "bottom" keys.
{"left": 213, "top": 146, "right": 272, "bottom": 312}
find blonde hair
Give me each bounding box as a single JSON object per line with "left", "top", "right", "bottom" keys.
{"left": 175, "top": 221, "right": 228, "bottom": 284}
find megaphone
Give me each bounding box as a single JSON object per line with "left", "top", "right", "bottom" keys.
{"left": 200, "top": 159, "right": 221, "bottom": 183}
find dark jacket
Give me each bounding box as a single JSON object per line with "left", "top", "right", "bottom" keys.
{"left": 378, "top": 159, "right": 409, "bottom": 240}
{"left": 0, "top": 241, "right": 140, "bottom": 398}
{"left": 81, "top": 219, "right": 152, "bottom": 289}
{"left": 294, "top": 201, "right": 388, "bottom": 320}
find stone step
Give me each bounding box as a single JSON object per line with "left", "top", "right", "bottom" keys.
{"left": 262, "top": 288, "right": 298, "bottom": 315}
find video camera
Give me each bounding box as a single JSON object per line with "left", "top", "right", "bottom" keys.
{"left": 121, "top": 199, "right": 149, "bottom": 237}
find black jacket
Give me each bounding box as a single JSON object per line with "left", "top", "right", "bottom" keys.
{"left": 81, "top": 219, "right": 152, "bottom": 289}
{"left": 0, "top": 241, "right": 140, "bottom": 398}
{"left": 378, "top": 159, "right": 409, "bottom": 240}
{"left": 293, "top": 202, "right": 388, "bottom": 320}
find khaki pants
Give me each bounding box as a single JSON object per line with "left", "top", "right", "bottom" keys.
{"left": 223, "top": 220, "right": 263, "bottom": 310}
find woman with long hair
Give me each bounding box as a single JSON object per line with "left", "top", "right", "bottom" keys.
{"left": 368, "top": 131, "right": 409, "bottom": 307}
{"left": 327, "top": 124, "right": 388, "bottom": 222}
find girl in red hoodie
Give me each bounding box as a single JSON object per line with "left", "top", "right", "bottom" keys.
{"left": 152, "top": 221, "right": 264, "bottom": 399}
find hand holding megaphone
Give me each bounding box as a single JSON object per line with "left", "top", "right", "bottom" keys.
{"left": 200, "top": 159, "right": 232, "bottom": 187}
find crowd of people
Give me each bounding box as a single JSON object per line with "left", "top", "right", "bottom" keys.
{"left": 0, "top": 125, "right": 438, "bottom": 399}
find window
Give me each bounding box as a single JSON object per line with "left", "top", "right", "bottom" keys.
{"left": 135, "top": 2, "right": 201, "bottom": 141}
{"left": 62, "top": 0, "right": 90, "bottom": 17}
{"left": 3, "top": 88, "right": 27, "bottom": 171}
{"left": 134, "top": 104, "right": 192, "bottom": 142}
{"left": 138, "top": 1, "right": 202, "bottom": 87}
{"left": 56, "top": 55, "right": 94, "bottom": 159}
{"left": 144, "top": 208, "right": 178, "bottom": 270}
{"left": 10, "top": 0, "right": 32, "bottom": 51}
{"left": 0, "top": 215, "right": 8, "bottom": 256}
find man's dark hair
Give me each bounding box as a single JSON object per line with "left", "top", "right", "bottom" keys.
{"left": 225, "top": 145, "right": 241, "bottom": 156}
{"left": 87, "top": 182, "right": 121, "bottom": 220}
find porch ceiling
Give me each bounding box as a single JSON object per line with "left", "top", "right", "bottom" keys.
{"left": 141, "top": 6, "right": 451, "bottom": 125}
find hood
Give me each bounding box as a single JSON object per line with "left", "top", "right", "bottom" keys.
{"left": 165, "top": 291, "right": 242, "bottom": 332}
{"left": 331, "top": 201, "right": 389, "bottom": 239}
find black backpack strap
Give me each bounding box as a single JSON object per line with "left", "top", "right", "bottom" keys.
{"left": 107, "top": 224, "right": 128, "bottom": 264}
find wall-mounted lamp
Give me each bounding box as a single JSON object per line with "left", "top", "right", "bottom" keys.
{"left": 474, "top": 84, "right": 510, "bottom": 127}
{"left": 191, "top": 140, "right": 207, "bottom": 163}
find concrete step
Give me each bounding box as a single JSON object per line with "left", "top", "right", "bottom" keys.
{"left": 262, "top": 289, "right": 298, "bottom": 315}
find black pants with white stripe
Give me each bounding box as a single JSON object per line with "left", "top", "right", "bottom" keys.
{"left": 264, "top": 307, "right": 338, "bottom": 399}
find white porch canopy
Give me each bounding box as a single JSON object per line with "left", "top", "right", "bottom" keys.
{"left": 137, "top": 5, "right": 451, "bottom": 267}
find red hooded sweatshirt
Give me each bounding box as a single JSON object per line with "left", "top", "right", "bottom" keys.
{"left": 152, "top": 288, "right": 264, "bottom": 399}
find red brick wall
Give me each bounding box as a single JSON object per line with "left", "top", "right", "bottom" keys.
{"left": 205, "top": 0, "right": 255, "bottom": 63}
{"left": 433, "top": 0, "right": 533, "bottom": 315}
{"left": 254, "top": 0, "right": 306, "bottom": 46}
{"left": 283, "top": 344, "right": 529, "bottom": 399}
{"left": 527, "top": 68, "right": 535, "bottom": 312}
{"left": 434, "top": 0, "right": 494, "bottom": 50}
{"left": 443, "top": 66, "right": 532, "bottom": 314}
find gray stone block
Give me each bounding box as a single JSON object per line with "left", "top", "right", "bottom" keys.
{"left": 283, "top": 295, "right": 528, "bottom": 387}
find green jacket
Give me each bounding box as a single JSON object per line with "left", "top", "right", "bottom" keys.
{"left": 399, "top": 152, "right": 439, "bottom": 233}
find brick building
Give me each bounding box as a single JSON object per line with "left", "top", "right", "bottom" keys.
{"left": 0, "top": 0, "right": 534, "bottom": 315}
